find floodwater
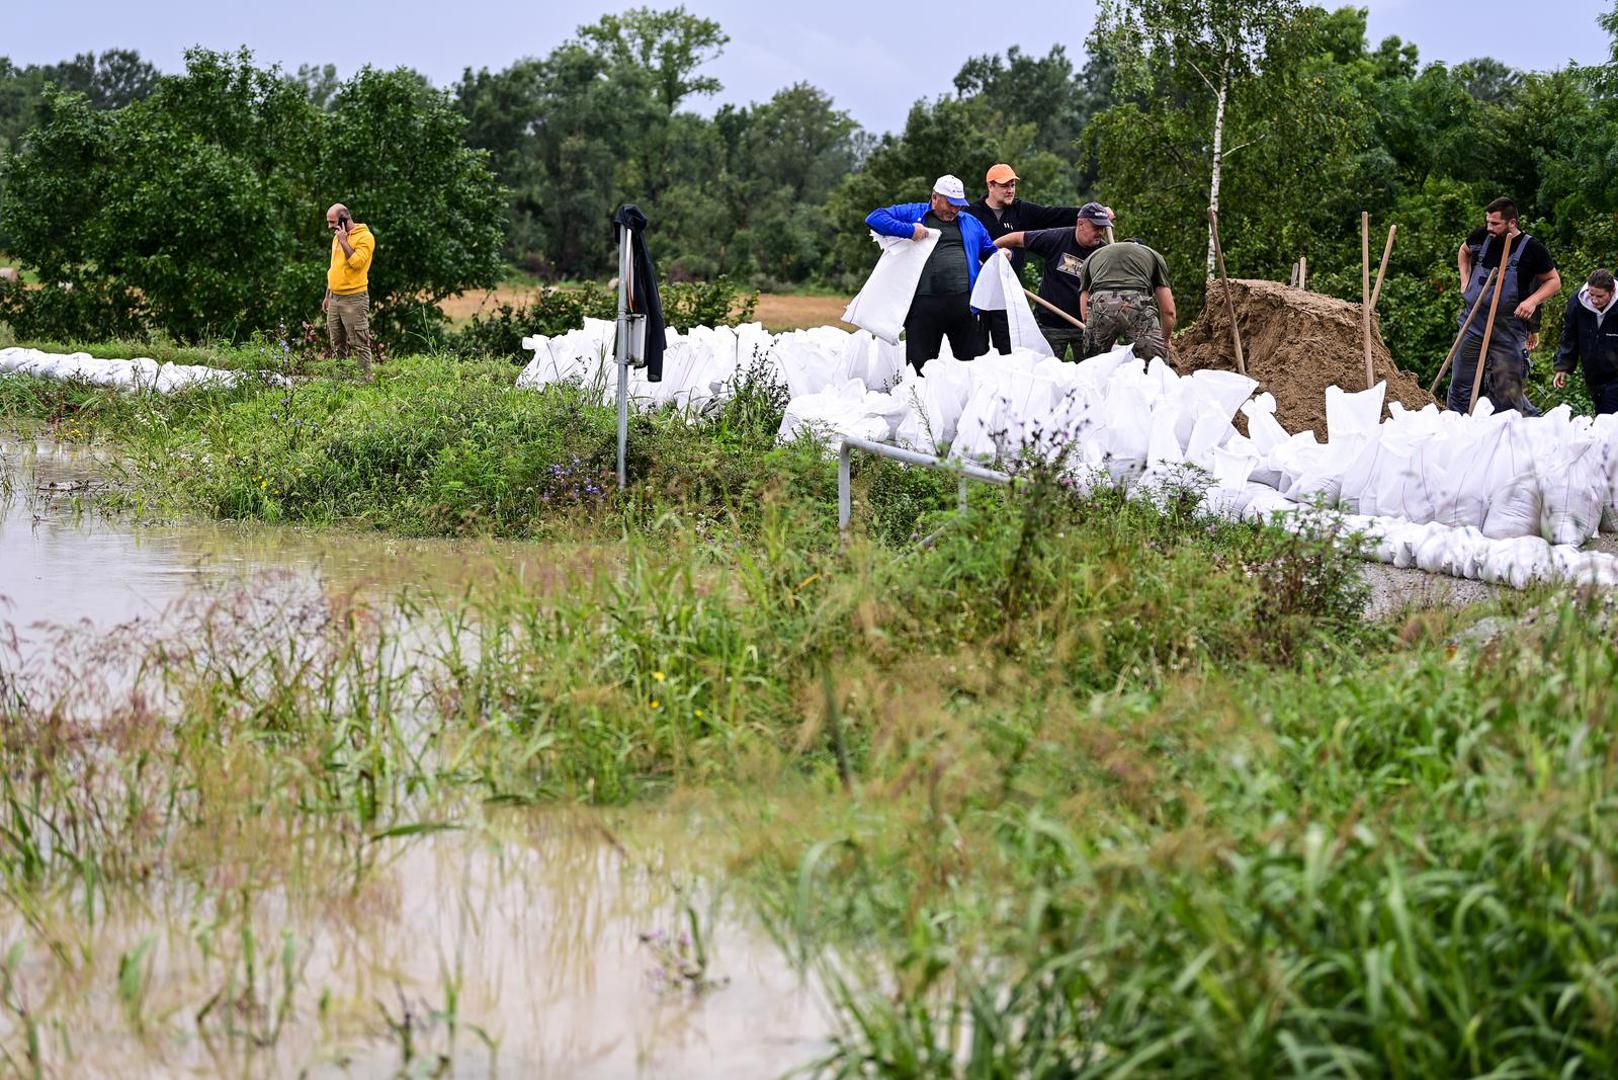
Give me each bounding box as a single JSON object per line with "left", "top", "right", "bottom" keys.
{"left": 0, "top": 440, "right": 831, "bottom": 1077}
{"left": 1, "top": 440, "right": 573, "bottom": 652}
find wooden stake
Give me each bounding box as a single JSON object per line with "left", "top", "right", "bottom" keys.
{"left": 1428, "top": 268, "right": 1497, "bottom": 398}
{"left": 1370, "top": 224, "right": 1396, "bottom": 313}
{"left": 1468, "top": 233, "right": 1514, "bottom": 413}
{"left": 1206, "top": 207, "right": 1247, "bottom": 377}
{"left": 1362, "top": 212, "right": 1374, "bottom": 390}
{"left": 1299, "top": 255, "right": 1307, "bottom": 292}
{"left": 1022, "top": 287, "right": 1084, "bottom": 329}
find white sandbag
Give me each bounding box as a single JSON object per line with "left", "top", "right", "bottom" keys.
{"left": 777, "top": 379, "right": 890, "bottom": 448}
{"left": 1189, "top": 369, "right": 1258, "bottom": 423}
{"left": 1537, "top": 437, "right": 1605, "bottom": 546}
{"left": 842, "top": 230, "right": 939, "bottom": 344}
{"left": 1241, "top": 393, "right": 1290, "bottom": 455}
{"left": 969, "top": 250, "right": 1055, "bottom": 357}
{"left": 1325, "top": 383, "right": 1386, "bottom": 443}
{"left": 1479, "top": 536, "right": 1554, "bottom": 588}
{"left": 1242, "top": 489, "right": 1300, "bottom": 524}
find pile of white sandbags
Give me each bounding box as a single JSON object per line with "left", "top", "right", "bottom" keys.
{"left": 515, "top": 320, "right": 1618, "bottom": 589}
{"left": 0, "top": 346, "right": 271, "bottom": 393}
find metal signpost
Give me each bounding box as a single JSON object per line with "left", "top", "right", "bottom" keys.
{"left": 614, "top": 223, "right": 643, "bottom": 490}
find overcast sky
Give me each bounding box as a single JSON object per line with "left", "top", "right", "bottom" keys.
{"left": 2, "top": 1, "right": 1611, "bottom": 134}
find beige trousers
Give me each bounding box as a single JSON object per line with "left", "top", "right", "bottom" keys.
{"left": 327, "top": 291, "right": 372, "bottom": 376}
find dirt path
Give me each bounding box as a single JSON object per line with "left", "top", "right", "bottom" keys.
{"left": 439, "top": 287, "right": 852, "bottom": 333}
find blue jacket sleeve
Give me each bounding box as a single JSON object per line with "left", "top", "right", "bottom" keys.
{"left": 866, "top": 202, "right": 924, "bottom": 239}
{"left": 1555, "top": 295, "right": 1580, "bottom": 373}
{"left": 965, "top": 216, "right": 997, "bottom": 262}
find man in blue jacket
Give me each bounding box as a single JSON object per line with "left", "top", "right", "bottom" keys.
{"left": 866, "top": 175, "right": 999, "bottom": 372}
{"left": 1553, "top": 269, "right": 1618, "bottom": 414}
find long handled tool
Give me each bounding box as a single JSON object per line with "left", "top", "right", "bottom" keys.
{"left": 1361, "top": 212, "right": 1374, "bottom": 390}
{"left": 1207, "top": 208, "right": 1247, "bottom": 377}
{"left": 1468, "top": 233, "right": 1514, "bottom": 413}
{"left": 1427, "top": 268, "right": 1497, "bottom": 398}
{"left": 1022, "top": 287, "right": 1084, "bottom": 329}
{"left": 1369, "top": 224, "right": 1396, "bottom": 313}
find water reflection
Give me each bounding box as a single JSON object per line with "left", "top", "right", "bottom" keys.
{"left": 0, "top": 440, "right": 589, "bottom": 663}
{"left": 1, "top": 817, "right": 828, "bottom": 1077}
{"left": 0, "top": 440, "right": 830, "bottom": 1076}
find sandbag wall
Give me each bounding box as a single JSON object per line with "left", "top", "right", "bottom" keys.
{"left": 517, "top": 322, "right": 1618, "bottom": 589}
{"left": 0, "top": 346, "right": 266, "bottom": 393}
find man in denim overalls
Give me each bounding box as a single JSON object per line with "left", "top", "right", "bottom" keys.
{"left": 1448, "top": 197, "right": 1561, "bottom": 414}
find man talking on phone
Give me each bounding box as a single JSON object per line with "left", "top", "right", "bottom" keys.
{"left": 323, "top": 203, "right": 377, "bottom": 379}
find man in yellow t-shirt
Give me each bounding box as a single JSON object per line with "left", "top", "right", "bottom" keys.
{"left": 323, "top": 202, "right": 377, "bottom": 377}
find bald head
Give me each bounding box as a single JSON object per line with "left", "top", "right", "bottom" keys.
{"left": 325, "top": 203, "right": 350, "bottom": 230}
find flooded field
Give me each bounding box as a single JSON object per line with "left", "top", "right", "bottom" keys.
{"left": 0, "top": 441, "right": 829, "bottom": 1077}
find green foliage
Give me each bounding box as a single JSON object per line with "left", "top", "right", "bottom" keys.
{"left": 0, "top": 50, "right": 504, "bottom": 347}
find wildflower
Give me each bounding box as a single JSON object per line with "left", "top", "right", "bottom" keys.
{"left": 652, "top": 671, "right": 665, "bottom": 682}
{"left": 650, "top": 699, "right": 661, "bottom": 710}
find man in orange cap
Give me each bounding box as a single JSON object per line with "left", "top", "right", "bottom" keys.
{"left": 965, "top": 163, "right": 1082, "bottom": 354}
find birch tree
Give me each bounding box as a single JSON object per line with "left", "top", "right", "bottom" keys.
{"left": 1095, "top": 0, "right": 1301, "bottom": 278}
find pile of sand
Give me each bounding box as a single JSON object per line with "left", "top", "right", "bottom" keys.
{"left": 1172, "top": 278, "right": 1433, "bottom": 437}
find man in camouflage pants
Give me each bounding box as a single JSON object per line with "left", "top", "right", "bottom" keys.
{"left": 1078, "top": 238, "right": 1176, "bottom": 360}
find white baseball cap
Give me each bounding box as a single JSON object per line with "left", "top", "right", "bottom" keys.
{"left": 932, "top": 174, "right": 969, "bottom": 207}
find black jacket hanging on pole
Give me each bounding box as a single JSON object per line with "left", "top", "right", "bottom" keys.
{"left": 612, "top": 204, "right": 667, "bottom": 382}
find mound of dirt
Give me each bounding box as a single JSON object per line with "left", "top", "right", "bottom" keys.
{"left": 1173, "top": 278, "right": 1433, "bottom": 437}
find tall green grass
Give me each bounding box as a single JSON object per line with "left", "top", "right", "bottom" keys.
{"left": 772, "top": 599, "right": 1618, "bottom": 1078}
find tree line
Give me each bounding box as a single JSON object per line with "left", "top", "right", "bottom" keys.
{"left": 2, "top": 2, "right": 1618, "bottom": 373}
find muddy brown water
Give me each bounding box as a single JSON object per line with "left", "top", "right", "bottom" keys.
{"left": 0, "top": 440, "right": 831, "bottom": 1077}
{"left": 1, "top": 440, "right": 570, "bottom": 646}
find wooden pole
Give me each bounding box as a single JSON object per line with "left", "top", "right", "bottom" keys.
{"left": 1362, "top": 212, "right": 1374, "bottom": 390}
{"left": 1468, "top": 233, "right": 1515, "bottom": 413}
{"left": 1023, "top": 287, "right": 1084, "bottom": 329}
{"left": 1299, "top": 256, "right": 1307, "bottom": 291}
{"left": 1370, "top": 225, "right": 1396, "bottom": 313}
{"left": 1206, "top": 207, "right": 1247, "bottom": 377}
{"left": 1428, "top": 268, "right": 1497, "bottom": 398}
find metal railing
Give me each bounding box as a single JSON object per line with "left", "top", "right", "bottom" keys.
{"left": 837, "top": 435, "right": 1012, "bottom": 533}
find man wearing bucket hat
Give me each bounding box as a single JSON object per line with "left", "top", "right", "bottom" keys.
{"left": 966, "top": 163, "right": 1083, "bottom": 354}
{"left": 866, "top": 175, "right": 999, "bottom": 371}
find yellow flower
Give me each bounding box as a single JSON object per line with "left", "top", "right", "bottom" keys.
{"left": 652, "top": 671, "right": 666, "bottom": 682}
{"left": 650, "top": 699, "right": 661, "bottom": 711}
{"left": 694, "top": 709, "right": 704, "bottom": 718}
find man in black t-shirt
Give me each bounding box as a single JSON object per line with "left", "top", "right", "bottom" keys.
{"left": 965, "top": 163, "right": 1082, "bottom": 354}
{"left": 993, "top": 202, "right": 1112, "bottom": 360}
{"left": 1447, "top": 196, "right": 1561, "bottom": 414}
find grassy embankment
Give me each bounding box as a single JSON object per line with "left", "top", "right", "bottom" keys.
{"left": 3, "top": 350, "right": 1618, "bottom": 1075}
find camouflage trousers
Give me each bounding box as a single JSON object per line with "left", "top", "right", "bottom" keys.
{"left": 1083, "top": 289, "right": 1166, "bottom": 360}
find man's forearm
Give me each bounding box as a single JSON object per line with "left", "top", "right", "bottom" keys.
{"left": 337, "top": 236, "right": 355, "bottom": 257}
{"left": 1525, "top": 272, "right": 1561, "bottom": 307}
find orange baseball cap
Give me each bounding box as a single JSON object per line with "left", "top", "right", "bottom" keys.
{"left": 985, "top": 163, "right": 1019, "bottom": 185}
